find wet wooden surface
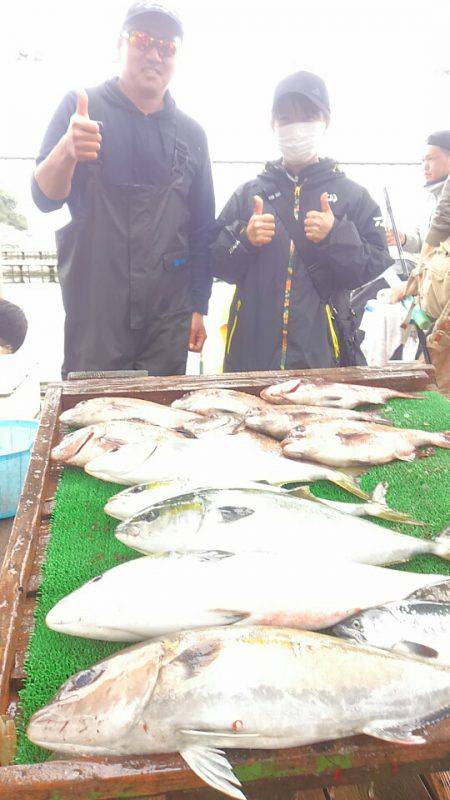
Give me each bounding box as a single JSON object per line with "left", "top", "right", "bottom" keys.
{"left": 1, "top": 368, "right": 449, "bottom": 799}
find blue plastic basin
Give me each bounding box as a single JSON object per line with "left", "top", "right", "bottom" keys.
{"left": 0, "top": 420, "right": 39, "bottom": 519}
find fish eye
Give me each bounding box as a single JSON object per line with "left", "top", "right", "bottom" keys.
{"left": 132, "top": 485, "right": 146, "bottom": 494}
{"left": 351, "top": 619, "right": 362, "bottom": 630}
{"left": 58, "top": 667, "right": 105, "bottom": 698}
{"left": 143, "top": 507, "right": 161, "bottom": 521}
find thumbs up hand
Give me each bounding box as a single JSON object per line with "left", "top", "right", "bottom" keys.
{"left": 246, "top": 195, "right": 276, "bottom": 247}
{"left": 64, "top": 89, "right": 102, "bottom": 162}
{"left": 304, "top": 192, "right": 335, "bottom": 243}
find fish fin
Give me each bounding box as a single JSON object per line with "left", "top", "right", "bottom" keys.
{"left": 415, "top": 447, "right": 435, "bottom": 459}
{"left": 326, "top": 473, "right": 371, "bottom": 501}
{"left": 217, "top": 506, "right": 255, "bottom": 523}
{"left": 395, "top": 451, "right": 417, "bottom": 462}
{"left": 371, "top": 481, "right": 388, "bottom": 504}
{"left": 290, "top": 484, "right": 421, "bottom": 524}
{"left": 194, "top": 550, "right": 235, "bottom": 562}
{"left": 337, "top": 430, "right": 370, "bottom": 442}
{"left": 433, "top": 527, "right": 450, "bottom": 561}
{"left": 392, "top": 641, "right": 439, "bottom": 659}
{"left": 180, "top": 742, "right": 246, "bottom": 800}
{"left": 362, "top": 721, "right": 426, "bottom": 744}
{"left": 173, "top": 640, "right": 223, "bottom": 678}
{"left": 208, "top": 609, "right": 251, "bottom": 625}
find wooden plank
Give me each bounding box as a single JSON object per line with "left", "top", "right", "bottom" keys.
{"left": 328, "top": 774, "right": 435, "bottom": 798}
{"left": 56, "top": 363, "right": 436, "bottom": 408}
{"left": 1, "top": 738, "right": 450, "bottom": 800}
{"left": 0, "top": 386, "right": 62, "bottom": 714}
{"left": 27, "top": 523, "right": 51, "bottom": 595}
{"left": 423, "top": 771, "right": 450, "bottom": 799}
{"left": 11, "top": 595, "right": 38, "bottom": 684}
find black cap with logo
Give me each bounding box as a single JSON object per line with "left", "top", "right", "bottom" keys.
{"left": 273, "top": 71, "right": 330, "bottom": 117}
{"left": 122, "top": 2, "right": 183, "bottom": 38}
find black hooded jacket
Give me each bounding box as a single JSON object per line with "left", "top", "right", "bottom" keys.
{"left": 211, "top": 158, "right": 393, "bottom": 371}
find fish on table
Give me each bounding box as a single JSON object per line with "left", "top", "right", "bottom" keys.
{"left": 59, "top": 396, "right": 202, "bottom": 429}
{"left": 329, "top": 601, "right": 450, "bottom": 664}
{"left": 85, "top": 436, "right": 369, "bottom": 498}
{"left": 282, "top": 419, "right": 450, "bottom": 467}
{"left": 261, "top": 378, "right": 423, "bottom": 408}
{"left": 27, "top": 625, "right": 450, "bottom": 799}
{"left": 114, "top": 487, "right": 447, "bottom": 563}
{"left": 45, "top": 551, "right": 450, "bottom": 641}
{"left": 50, "top": 421, "right": 185, "bottom": 468}
{"left": 245, "top": 407, "right": 392, "bottom": 439}
{"left": 104, "top": 479, "right": 413, "bottom": 524}
{"left": 172, "top": 388, "right": 273, "bottom": 416}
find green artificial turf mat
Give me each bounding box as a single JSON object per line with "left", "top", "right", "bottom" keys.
{"left": 15, "top": 390, "right": 450, "bottom": 764}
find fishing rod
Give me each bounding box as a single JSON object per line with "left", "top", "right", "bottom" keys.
{"left": 383, "top": 186, "right": 431, "bottom": 363}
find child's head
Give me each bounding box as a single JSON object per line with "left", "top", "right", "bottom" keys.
{"left": 0, "top": 298, "right": 28, "bottom": 354}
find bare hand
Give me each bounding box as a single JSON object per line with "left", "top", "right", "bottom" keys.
{"left": 386, "top": 229, "right": 406, "bottom": 247}
{"left": 246, "top": 195, "right": 276, "bottom": 247}
{"left": 389, "top": 285, "right": 408, "bottom": 304}
{"left": 188, "top": 312, "right": 207, "bottom": 353}
{"left": 304, "top": 193, "right": 335, "bottom": 243}
{"left": 64, "top": 89, "right": 102, "bottom": 162}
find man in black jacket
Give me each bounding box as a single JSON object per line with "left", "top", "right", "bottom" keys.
{"left": 212, "top": 71, "right": 393, "bottom": 372}
{"left": 32, "top": 1, "right": 214, "bottom": 378}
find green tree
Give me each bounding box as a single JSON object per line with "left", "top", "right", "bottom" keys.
{"left": 0, "top": 188, "right": 27, "bottom": 230}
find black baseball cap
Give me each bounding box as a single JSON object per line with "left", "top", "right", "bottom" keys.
{"left": 273, "top": 71, "right": 330, "bottom": 117}
{"left": 122, "top": 2, "right": 183, "bottom": 39}
{"left": 427, "top": 130, "right": 450, "bottom": 151}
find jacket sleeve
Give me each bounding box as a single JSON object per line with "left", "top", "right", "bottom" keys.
{"left": 31, "top": 91, "right": 78, "bottom": 213}
{"left": 403, "top": 227, "right": 422, "bottom": 254}
{"left": 426, "top": 176, "right": 450, "bottom": 247}
{"left": 315, "top": 188, "right": 394, "bottom": 290}
{"left": 210, "top": 189, "right": 259, "bottom": 285}
{"left": 187, "top": 128, "right": 215, "bottom": 315}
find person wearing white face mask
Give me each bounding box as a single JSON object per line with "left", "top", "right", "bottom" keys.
{"left": 211, "top": 71, "right": 393, "bottom": 372}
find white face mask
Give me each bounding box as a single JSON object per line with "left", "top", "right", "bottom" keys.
{"left": 275, "top": 120, "right": 326, "bottom": 165}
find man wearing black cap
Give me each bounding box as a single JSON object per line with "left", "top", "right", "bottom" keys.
{"left": 32, "top": 2, "right": 214, "bottom": 378}
{"left": 387, "top": 130, "right": 450, "bottom": 254}
{"left": 212, "top": 71, "right": 392, "bottom": 372}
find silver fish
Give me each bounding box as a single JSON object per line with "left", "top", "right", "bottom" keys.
{"left": 245, "top": 407, "right": 392, "bottom": 439}
{"left": 27, "top": 626, "right": 450, "bottom": 799}
{"left": 261, "top": 378, "right": 423, "bottom": 408}
{"left": 51, "top": 421, "right": 184, "bottom": 468}
{"left": 330, "top": 601, "right": 450, "bottom": 664}
{"left": 85, "top": 436, "right": 370, "bottom": 498}
{"left": 114, "top": 487, "right": 448, "bottom": 564}
{"left": 46, "top": 551, "right": 450, "bottom": 640}
{"left": 60, "top": 396, "right": 201, "bottom": 429}
{"left": 172, "top": 388, "right": 272, "bottom": 416}
{"left": 282, "top": 420, "right": 450, "bottom": 466}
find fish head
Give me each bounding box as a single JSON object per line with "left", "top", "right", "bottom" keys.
{"left": 59, "top": 400, "right": 94, "bottom": 426}
{"left": 104, "top": 481, "right": 173, "bottom": 520}
{"left": 331, "top": 607, "right": 397, "bottom": 649}
{"left": 45, "top": 570, "right": 143, "bottom": 641}
{"left": 115, "top": 494, "right": 208, "bottom": 554}
{"left": 50, "top": 426, "right": 102, "bottom": 465}
{"left": 27, "top": 640, "right": 165, "bottom": 754}
{"left": 85, "top": 440, "right": 159, "bottom": 482}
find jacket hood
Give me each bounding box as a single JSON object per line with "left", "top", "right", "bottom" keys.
{"left": 259, "top": 157, "right": 346, "bottom": 191}
{"left": 99, "top": 77, "right": 176, "bottom": 118}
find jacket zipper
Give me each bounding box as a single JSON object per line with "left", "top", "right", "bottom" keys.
{"left": 280, "top": 184, "right": 301, "bottom": 369}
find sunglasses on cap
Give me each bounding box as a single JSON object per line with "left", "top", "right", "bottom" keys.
{"left": 123, "top": 30, "right": 179, "bottom": 58}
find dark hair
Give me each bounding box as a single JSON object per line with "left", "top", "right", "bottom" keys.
{"left": 0, "top": 298, "right": 28, "bottom": 352}
{"left": 272, "top": 93, "right": 329, "bottom": 126}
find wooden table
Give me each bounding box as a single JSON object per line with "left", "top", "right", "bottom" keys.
{"left": 1, "top": 363, "right": 449, "bottom": 799}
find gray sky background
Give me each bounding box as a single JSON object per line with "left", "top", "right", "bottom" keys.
{"left": 0, "top": 0, "right": 448, "bottom": 244}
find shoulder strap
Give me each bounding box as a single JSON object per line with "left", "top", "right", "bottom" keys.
{"left": 261, "top": 186, "right": 331, "bottom": 303}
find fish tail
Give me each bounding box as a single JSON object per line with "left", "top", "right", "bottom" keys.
{"left": 392, "top": 391, "right": 425, "bottom": 399}
{"left": 433, "top": 527, "right": 450, "bottom": 561}
{"left": 428, "top": 431, "right": 450, "bottom": 449}
{"left": 330, "top": 473, "right": 371, "bottom": 501}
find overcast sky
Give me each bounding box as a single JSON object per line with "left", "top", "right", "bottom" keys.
{"left": 0, "top": 0, "right": 448, "bottom": 245}
{"left": 0, "top": 0, "right": 448, "bottom": 162}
